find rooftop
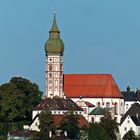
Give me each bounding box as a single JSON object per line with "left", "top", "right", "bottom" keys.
{"left": 64, "top": 74, "right": 124, "bottom": 98}
{"left": 33, "top": 97, "right": 83, "bottom": 111}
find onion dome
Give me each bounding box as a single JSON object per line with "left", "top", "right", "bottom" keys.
{"left": 45, "top": 13, "right": 64, "bottom": 54}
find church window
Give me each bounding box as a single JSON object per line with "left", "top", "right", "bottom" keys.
{"left": 35, "top": 122, "right": 38, "bottom": 126}
{"left": 60, "top": 72, "right": 63, "bottom": 76}
{"left": 49, "top": 80, "right": 52, "bottom": 84}
{"left": 106, "top": 102, "right": 110, "bottom": 108}
{"left": 60, "top": 80, "right": 63, "bottom": 84}
{"left": 124, "top": 127, "right": 127, "bottom": 131}
{"left": 84, "top": 108, "right": 87, "bottom": 114}
{"left": 49, "top": 65, "right": 52, "bottom": 71}
{"left": 97, "top": 102, "right": 101, "bottom": 107}
{"left": 114, "top": 102, "right": 118, "bottom": 115}
{"left": 91, "top": 117, "right": 94, "bottom": 123}
{"left": 49, "top": 73, "right": 52, "bottom": 78}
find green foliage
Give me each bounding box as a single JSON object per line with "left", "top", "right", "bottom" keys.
{"left": 123, "top": 130, "right": 138, "bottom": 140}
{"left": 80, "top": 125, "right": 88, "bottom": 140}
{"left": 88, "top": 122, "right": 110, "bottom": 140}
{"left": 100, "top": 112, "right": 119, "bottom": 140}
{"left": 0, "top": 77, "right": 42, "bottom": 135}
{"left": 60, "top": 111, "right": 80, "bottom": 139}
{"left": 38, "top": 109, "right": 55, "bottom": 140}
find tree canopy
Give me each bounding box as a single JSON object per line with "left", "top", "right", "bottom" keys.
{"left": 38, "top": 109, "right": 55, "bottom": 140}
{"left": 88, "top": 122, "right": 110, "bottom": 140}
{"left": 100, "top": 112, "right": 119, "bottom": 140}
{"left": 0, "top": 77, "right": 42, "bottom": 134}
{"left": 60, "top": 111, "right": 80, "bottom": 139}
{"left": 123, "top": 130, "right": 138, "bottom": 140}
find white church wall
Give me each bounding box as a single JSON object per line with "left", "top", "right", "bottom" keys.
{"left": 72, "top": 97, "right": 124, "bottom": 123}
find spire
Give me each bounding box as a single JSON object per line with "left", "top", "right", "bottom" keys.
{"left": 50, "top": 11, "right": 60, "bottom": 33}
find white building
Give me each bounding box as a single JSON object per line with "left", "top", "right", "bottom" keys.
{"left": 120, "top": 102, "right": 140, "bottom": 138}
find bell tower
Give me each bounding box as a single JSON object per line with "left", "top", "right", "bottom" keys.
{"left": 44, "top": 13, "right": 64, "bottom": 98}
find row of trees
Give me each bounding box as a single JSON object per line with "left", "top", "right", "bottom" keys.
{"left": 33, "top": 109, "right": 119, "bottom": 140}
{"left": 36, "top": 110, "right": 140, "bottom": 140}
{"left": 33, "top": 110, "right": 80, "bottom": 140}
{"left": 0, "top": 77, "right": 42, "bottom": 135}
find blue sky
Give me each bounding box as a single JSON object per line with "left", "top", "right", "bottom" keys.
{"left": 0, "top": 0, "right": 140, "bottom": 93}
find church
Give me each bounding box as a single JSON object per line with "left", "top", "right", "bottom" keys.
{"left": 29, "top": 13, "right": 125, "bottom": 132}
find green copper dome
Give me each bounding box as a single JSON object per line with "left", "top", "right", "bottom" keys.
{"left": 45, "top": 13, "right": 64, "bottom": 54}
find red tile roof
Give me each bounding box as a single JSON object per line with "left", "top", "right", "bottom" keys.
{"left": 64, "top": 74, "right": 124, "bottom": 98}
{"left": 53, "top": 114, "right": 88, "bottom": 128}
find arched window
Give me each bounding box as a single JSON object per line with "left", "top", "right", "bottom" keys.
{"left": 49, "top": 65, "right": 52, "bottom": 71}
{"left": 84, "top": 108, "right": 87, "bottom": 114}
{"left": 97, "top": 102, "right": 101, "bottom": 107}
{"left": 49, "top": 73, "right": 52, "bottom": 78}
{"left": 114, "top": 102, "right": 118, "bottom": 115}
{"left": 91, "top": 117, "right": 94, "bottom": 123}
{"left": 106, "top": 102, "right": 110, "bottom": 108}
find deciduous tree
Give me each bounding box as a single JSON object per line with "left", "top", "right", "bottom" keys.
{"left": 100, "top": 112, "right": 119, "bottom": 140}
{"left": 60, "top": 111, "right": 80, "bottom": 139}
{"left": 0, "top": 77, "right": 42, "bottom": 134}
{"left": 38, "top": 109, "right": 55, "bottom": 140}
{"left": 123, "top": 129, "right": 137, "bottom": 140}
{"left": 88, "top": 122, "right": 110, "bottom": 140}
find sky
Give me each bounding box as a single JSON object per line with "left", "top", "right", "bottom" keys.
{"left": 0, "top": 0, "right": 140, "bottom": 93}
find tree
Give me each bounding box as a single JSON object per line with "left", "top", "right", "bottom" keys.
{"left": 38, "top": 109, "right": 55, "bottom": 140}
{"left": 88, "top": 122, "right": 110, "bottom": 140}
{"left": 0, "top": 77, "right": 42, "bottom": 134}
{"left": 60, "top": 111, "right": 80, "bottom": 139}
{"left": 100, "top": 112, "right": 119, "bottom": 140}
{"left": 123, "top": 130, "right": 137, "bottom": 140}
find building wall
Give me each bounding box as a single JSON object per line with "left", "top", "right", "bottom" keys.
{"left": 72, "top": 97, "right": 124, "bottom": 123}
{"left": 120, "top": 116, "right": 137, "bottom": 139}
{"left": 29, "top": 117, "right": 40, "bottom": 132}
{"left": 46, "top": 54, "right": 63, "bottom": 98}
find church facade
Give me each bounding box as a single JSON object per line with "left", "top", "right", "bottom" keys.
{"left": 30, "top": 13, "right": 126, "bottom": 133}
{"left": 43, "top": 13, "right": 124, "bottom": 123}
